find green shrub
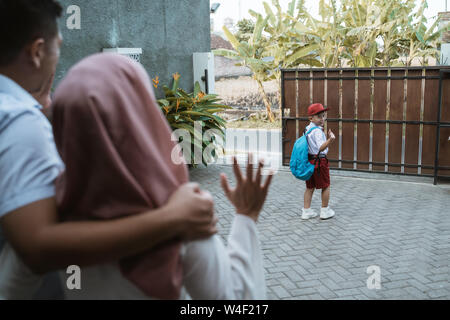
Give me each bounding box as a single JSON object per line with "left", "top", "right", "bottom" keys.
{"left": 156, "top": 73, "right": 232, "bottom": 166}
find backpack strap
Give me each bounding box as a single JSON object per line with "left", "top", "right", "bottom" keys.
{"left": 304, "top": 126, "right": 321, "bottom": 158}
{"left": 305, "top": 126, "right": 320, "bottom": 136}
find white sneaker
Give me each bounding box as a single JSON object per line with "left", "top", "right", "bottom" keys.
{"left": 320, "top": 207, "right": 335, "bottom": 220}
{"left": 301, "top": 208, "right": 318, "bottom": 220}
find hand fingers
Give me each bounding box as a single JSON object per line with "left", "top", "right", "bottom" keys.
{"left": 233, "top": 156, "right": 244, "bottom": 184}
{"left": 204, "top": 216, "right": 219, "bottom": 236}
{"left": 45, "top": 73, "right": 55, "bottom": 94}
{"left": 262, "top": 171, "right": 274, "bottom": 195}
{"left": 255, "top": 159, "right": 264, "bottom": 187}
{"left": 211, "top": 215, "right": 219, "bottom": 226}
{"left": 207, "top": 225, "right": 218, "bottom": 236}
{"left": 198, "top": 189, "right": 214, "bottom": 203}
{"left": 185, "top": 182, "right": 201, "bottom": 193}
{"left": 246, "top": 153, "right": 254, "bottom": 182}
{"left": 220, "top": 173, "right": 232, "bottom": 198}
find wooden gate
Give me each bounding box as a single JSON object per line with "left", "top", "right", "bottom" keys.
{"left": 281, "top": 67, "right": 450, "bottom": 184}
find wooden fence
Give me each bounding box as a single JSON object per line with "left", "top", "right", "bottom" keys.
{"left": 281, "top": 67, "right": 450, "bottom": 184}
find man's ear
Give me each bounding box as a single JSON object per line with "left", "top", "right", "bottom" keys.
{"left": 27, "top": 38, "right": 46, "bottom": 69}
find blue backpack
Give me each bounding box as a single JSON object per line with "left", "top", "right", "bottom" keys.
{"left": 290, "top": 127, "right": 320, "bottom": 181}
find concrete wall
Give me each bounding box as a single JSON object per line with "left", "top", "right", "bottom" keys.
{"left": 56, "top": 0, "right": 211, "bottom": 95}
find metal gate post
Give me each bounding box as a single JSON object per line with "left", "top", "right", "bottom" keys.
{"left": 281, "top": 70, "right": 286, "bottom": 165}
{"left": 434, "top": 70, "right": 443, "bottom": 185}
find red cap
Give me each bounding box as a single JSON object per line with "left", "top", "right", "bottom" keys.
{"left": 307, "top": 103, "right": 329, "bottom": 116}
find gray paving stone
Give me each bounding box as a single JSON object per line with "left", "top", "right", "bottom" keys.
{"left": 291, "top": 286, "right": 318, "bottom": 297}
{"left": 283, "top": 270, "right": 304, "bottom": 282}
{"left": 334, "top": 288, "right": 364, "bottom": 297}
{"left": 190, "top": 164, "right": 450, "bottom": 300}
{"left": 428, "top": 289, "right": 450, "bottom": 299}
{"left": 272, "top": 286, "right": 290, "bottom": 299}
{"left": 303, "top": 294, "right": 324, "bottom": 300}
{"left": 298, "top": 279, "right": 323, "bottom": 288}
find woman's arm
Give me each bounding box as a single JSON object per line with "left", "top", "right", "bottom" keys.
{"left": 183, "top": 214, "right": 265, "bottom": 300}
{"left": 183, "top": 154, "right": 273, "bottom": 299}
{"left": 0, "top": 183, "right": 217, "bottom": 275}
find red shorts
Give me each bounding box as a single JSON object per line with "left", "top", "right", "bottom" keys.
{"left": 306, "top": 157, "right": 330, "bottom": 190}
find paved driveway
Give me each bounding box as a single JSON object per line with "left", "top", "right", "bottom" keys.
{"left": 190, "top": 164, "right": 450, "bottom": 300}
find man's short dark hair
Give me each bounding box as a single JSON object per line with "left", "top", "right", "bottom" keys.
{"left": 0, "top": 0, "right": 63, "bottom": 66}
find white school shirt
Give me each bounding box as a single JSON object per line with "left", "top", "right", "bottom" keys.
{"left": 305, "top": 122, "right": 328, "bottom": 156}
{"left": 0, "top": 75, "right": 64, "bottom": 253}
{"left": 0, "top": 75, "right": 64, "bottom": 299}
{"left": 0, "top": 214, "right": 266, "bottom": 300}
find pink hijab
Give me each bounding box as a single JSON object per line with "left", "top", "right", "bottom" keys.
{"left": 51, "top": 53, "right": 188, "bottom": 299}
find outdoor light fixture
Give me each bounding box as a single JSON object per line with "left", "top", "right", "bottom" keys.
{"left": 102, "top": 48, "right": 143, "bottom": 63}
{"left": 211, "top": 3, "right": 220, "bottom": 13}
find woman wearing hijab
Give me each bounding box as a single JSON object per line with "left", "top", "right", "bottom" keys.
{"left": 50, "top": 53, "right": 273, "bottom": 299}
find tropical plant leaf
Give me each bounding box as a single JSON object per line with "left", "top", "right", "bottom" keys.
{"left": 284, "top": 44, "right": 319, "bottom": 66}
{"left": 157, "top": 99, "right": 170, "bottom": 107}
{"left": 213, "top": 49, "right": 240, "bottom": 60}
{"left": 222, "top": 26, "right": 242, "bottom": 50}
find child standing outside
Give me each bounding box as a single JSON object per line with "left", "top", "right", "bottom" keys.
{"left": 301, "top": 103, "right": 336, "bottom": 220}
